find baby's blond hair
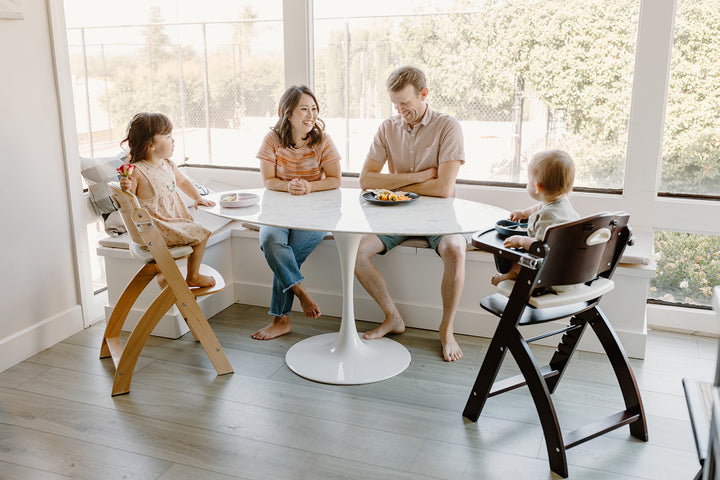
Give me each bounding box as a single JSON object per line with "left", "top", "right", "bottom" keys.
{"left": 528, "top": 150, "right": 575, "bottom": 196}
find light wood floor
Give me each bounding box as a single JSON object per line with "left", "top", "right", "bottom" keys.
{"left": 0, "top": 303, "right": 714, "bottom": 479}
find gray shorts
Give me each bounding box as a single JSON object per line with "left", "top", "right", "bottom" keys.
{"left": 377, "top": 234, "right": 471, "bottom": 256}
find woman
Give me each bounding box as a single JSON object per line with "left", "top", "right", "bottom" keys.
{"left": 252, "top": 85, "right": 342, "bottom": 340}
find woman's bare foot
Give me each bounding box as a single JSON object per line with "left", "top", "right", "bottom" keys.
{"left": 187, "top": 273, "right": 216, "bottom": 288}
{"left": 252, "top": 315, "right": 291, "bottom": 340}
{"left": 440, "top": 332, "right": 463, "bottom": 362}
{"left": 363, "top": 315, "right": 405, "bottom": 340}
{"left": 292, "top": 283, "right": 321, "bottom": 318}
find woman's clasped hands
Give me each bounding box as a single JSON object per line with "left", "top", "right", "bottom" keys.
{"left": 287, "top": 178, "right": 312, "bottom": 195}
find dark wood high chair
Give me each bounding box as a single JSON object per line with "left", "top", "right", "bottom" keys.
{"left": 100, "top": 184, "right": 233, "bottom": 396}
{"left": 463, "top": 212, "right": 648, "bottom": 478}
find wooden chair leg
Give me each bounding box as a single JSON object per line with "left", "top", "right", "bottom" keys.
{"left": 112, "top": 288, "right": 175, "bottom": 396}
{"left": 586, "top": 307, "right": 649, "bottom": 441}
{"left": 508, "top": 331, "right": 568, "bottom": 478}
{"left": 101, "top": 263, "right": 157, "bottom": 361}
{"left": 178, "top": 299, "right": 233, "bottom": 375}
{"left": 463, "top": 327, "right": 511, "bottom": 421}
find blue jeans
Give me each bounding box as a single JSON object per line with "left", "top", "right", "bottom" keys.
{"left": 259, "top": 226, "right": 326, "bottom": 317}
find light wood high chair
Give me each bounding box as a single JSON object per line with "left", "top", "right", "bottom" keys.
{"left": 100, "top": 183, "right": 233, "bottom": 396}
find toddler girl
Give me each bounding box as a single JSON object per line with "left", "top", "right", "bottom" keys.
{"left": 119, "top": 112, "right": 216, "bottom": 288}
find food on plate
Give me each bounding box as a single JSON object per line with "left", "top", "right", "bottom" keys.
{"left": 371, "top": 189, "right": 412, "bottom": 202}
{"left": 508, "top": 224, "right": 527, "bottom": 231}
{"left": 221, "top": 193, "right": 237, "bottom": 202}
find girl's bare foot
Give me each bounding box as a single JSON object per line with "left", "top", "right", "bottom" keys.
{"left": 440, "top": 332, "right": 463, "bottom": 362}
{"left": 363, "top": 315, "right": 405, "bottom": 339}
{"left": 187, "top": 273, "right": 216, "bottom": 288}
{"left": 252, "top": 315, "right": 291, "bottom": 340}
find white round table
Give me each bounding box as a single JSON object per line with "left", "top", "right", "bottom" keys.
{"left": 205, "top": 188, "right": 508, "bottom": 384}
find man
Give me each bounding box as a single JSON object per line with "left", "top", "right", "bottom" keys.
{"left": 355, "top": 66, "right": 467, "bottom": 362}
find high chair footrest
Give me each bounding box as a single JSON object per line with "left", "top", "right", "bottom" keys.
{"left": 489, "top": 366, "right": 560, "bottom": 396}
{"left": 184, "top": 264, "right": 226, "bottom": 297}
{"left": 563, "top": 408, "right": 644, "bottom": 449}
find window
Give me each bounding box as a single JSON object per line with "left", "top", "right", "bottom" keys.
{"left": 651, "top": 231, "right": 720, "bottom": 308}
{"left": 649, "top": 0, "right": 720, "bottom": 308}
{"left": 660, "top": 0, "right": 720, "bottom": 197}
{"left": 64, "top": 0, "right": 284, "bottom": 165}
{"left": 313, "top": 0, "right": 639, "bottom": 189}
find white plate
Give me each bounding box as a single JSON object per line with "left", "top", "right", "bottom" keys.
{"left": 220, "top": 192, "right": 259, "bottom": 208}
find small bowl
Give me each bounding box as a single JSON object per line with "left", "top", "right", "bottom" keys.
{"left": 495, "top": 219, "right": 529, "bottom": 238}
{"left": 220, "top": 192, "right": 259, "bottom": 208}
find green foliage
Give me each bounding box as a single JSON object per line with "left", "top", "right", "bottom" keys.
{"left": 94, "top": 9, "right": 282, "bottom": 137}
{"left": 651, "top": 231, "right": 720, "bottom": 306}
{"left": 660, "top": 0, "right": 720, "bottom": 195}
{"left": 384, "top": 0, "right": 637, "bottom": 186}
{"left": 315, "top": 22, "right": 393, "bottom": 119}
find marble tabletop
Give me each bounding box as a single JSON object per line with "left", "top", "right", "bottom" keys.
{"left": 205, "top": 187, "right": 508, "bottom": 235}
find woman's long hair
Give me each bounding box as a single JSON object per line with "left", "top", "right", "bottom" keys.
{"left": 272, "top": 85, "right": 325, "bottom": 148}
{"left": 121, "top": 112, "right": 173, "bottom": 163}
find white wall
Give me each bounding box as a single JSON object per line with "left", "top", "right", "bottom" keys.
{"left": 0, "top": 1, "right": 85, "bottom": 372}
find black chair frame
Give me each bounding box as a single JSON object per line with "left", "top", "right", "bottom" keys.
{"left": 463, "top": 212, "right": 648, "bottom": 478}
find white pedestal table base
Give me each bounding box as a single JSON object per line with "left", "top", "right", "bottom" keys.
{"left": 285, "top": 231, "right": 411, "bottom": 384}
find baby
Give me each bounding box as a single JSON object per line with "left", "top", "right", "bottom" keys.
{"left": 491, "top": 149, "right": 580, "bottom": 286}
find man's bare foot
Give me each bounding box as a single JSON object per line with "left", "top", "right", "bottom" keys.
{"left": 440, "top": 332, "right": 463, "bottom": 362}
{"left": 187, "top": 273, "right": 216, "bottom": 288}
{"left": 363, "top": 315, "right": 405, "bottom": 340}
{"left": 252, "top": 315, "right": 291, "bottom": 340}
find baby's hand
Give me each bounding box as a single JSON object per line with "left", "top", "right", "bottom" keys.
{"left": 503, "top": 235, "right": 524, "bottom": 248}
{"left": 509, "top": 210, "right": 525, "bottom": 222}
{"left": 119, "top": 176, "right": 134, "bottom": 191}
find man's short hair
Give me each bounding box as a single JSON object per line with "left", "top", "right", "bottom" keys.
{"left": 386, "top": 66, "right": 426, "bottom": 93}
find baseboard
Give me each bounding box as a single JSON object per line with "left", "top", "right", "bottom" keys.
{"left": 648, "top": 303, "right": 718, "bottom": 337}
{"left": 0, "top": 306, "right": 84, "bottom": 373}
{"left": 233, "top": 282, "right": 648, "bottom": 359}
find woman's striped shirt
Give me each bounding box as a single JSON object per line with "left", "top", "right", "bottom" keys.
{"left": 257, "top": 130, "right": 341, "bottom": 181}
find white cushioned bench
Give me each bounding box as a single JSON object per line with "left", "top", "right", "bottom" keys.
{"left": 97, "top": 204, "right": 655, "bottom": 358}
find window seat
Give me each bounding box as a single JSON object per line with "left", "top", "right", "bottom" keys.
{"left": 97, "top": 217, "right": 655, "bottom": 358}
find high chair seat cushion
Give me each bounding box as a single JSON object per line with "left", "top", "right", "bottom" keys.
{"left": 129, "top": 241, "right": 193, "bottom": 264}
{"left": 496, "top": 277, "right": 615, "bottom": 309}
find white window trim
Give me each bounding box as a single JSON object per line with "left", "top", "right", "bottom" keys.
{"left": 49, "top": 0, "right": 96, "bottom": 328}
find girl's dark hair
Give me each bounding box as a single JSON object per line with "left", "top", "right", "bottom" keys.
{"left": 121, "top": 112, "right": 173, "bottom": 163}
{"left": 272, "top": 85, "right": 325, "bottom": 148}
